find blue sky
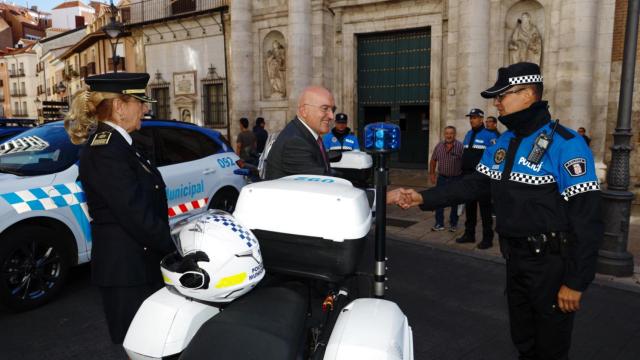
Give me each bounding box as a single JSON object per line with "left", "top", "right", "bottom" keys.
{"left": 13, "top": 0, "right": 95, "bottom": 13}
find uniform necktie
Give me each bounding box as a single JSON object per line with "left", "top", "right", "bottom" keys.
{"left": 317, "top": 137, "right": 329, "bottom": 171}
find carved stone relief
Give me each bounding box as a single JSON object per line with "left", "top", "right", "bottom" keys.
{"left": 508, "top": 12, "right": 542, "bottom": 65}
{"left": 263, "top": 31, "right": 286, "bottom": 100}
{"left": 505, "top": 1, "right": 544, "bottom": 66}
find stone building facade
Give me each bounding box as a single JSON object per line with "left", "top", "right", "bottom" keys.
{"left": 42, "top": 0, "right": 640, "bottom": 196}
{"left": 226, "top": 0, "right": 624, "bottom": 174}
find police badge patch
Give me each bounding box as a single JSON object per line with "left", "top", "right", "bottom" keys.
{"left": 494, "top": 148, "right": 506, "bottom": 164}
{"left": 563, "top": 158, "right": 586, "bottom": 177}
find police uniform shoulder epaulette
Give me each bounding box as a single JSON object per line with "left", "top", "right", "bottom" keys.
{"left": 90, "top": 131, "right": 112, "bottom": 146}
{"left": 554, "top": 123, "right": 575, "bottom": 140}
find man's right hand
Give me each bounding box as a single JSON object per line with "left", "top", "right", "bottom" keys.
{"left": 398, "top": 188, "right": 424, "bottom": 209}
{"left": 429, "top": 173, "right": 436, "bottom": 185}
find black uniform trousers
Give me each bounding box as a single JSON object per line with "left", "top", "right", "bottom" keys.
{"left": 463, "top": 192, "right": 493, "bottom": 242}
{"left": 506, "top": 242, "right": 574, "bottom": 360}
{"left": 99, "top": 280, "right": 163, "bottom": 344}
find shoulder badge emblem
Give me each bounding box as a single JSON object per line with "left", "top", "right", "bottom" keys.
{"left": 563, "top": 158, "right": 586, "bottom": 177}
{"left": 332, "top": 137, "right": 337, "bottom": 142}
{"left": 90, "top": 131, "right": 112, "bottom": 146}
{"left": 494, "top": 148, "right": 506, "bottom": 164}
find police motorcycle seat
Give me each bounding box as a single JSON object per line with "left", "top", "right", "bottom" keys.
{"left": 179, "top": 282, "right": 308, "bottom": 360}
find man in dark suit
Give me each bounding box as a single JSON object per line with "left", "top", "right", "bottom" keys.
{"left": 265, "top": 86, "right": 335, "bottom": 180}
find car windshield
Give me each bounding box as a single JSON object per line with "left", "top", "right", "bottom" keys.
{"left": 0, "top": 125, "right": 80, "bottom": 176}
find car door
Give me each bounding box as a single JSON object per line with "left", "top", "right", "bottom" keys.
{"left": 152, "top": 126, "right": 222, "bottom": 223}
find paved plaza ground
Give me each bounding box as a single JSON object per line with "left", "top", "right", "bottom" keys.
{"left": 387, "top": 168, "right": 640, "bottom": 293}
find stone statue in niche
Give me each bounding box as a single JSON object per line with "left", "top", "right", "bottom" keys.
{"left": 508, "top": 12, "right": 542, "bottom": 65}
{"left": 265, "top": 39, "right": 286, "bottom": 98}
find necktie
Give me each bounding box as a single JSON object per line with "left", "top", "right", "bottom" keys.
{"left": 317, "top": 137, "right": 329, "bottom": 171}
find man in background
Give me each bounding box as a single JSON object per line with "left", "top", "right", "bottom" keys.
{"left": 323, "top": 113, "right": 360, "bottom": 151}
{"left": 485, "top": 116, "right": 501, "bottom": 139}
{"left": 458, "top": 108, "right": 498, "bottom": 249}
{"left": 253, "top": 117, "right": 268, "bottom": 154}
{"left": 429, "top": 125, "right": 463, "bottom": 232}
{"left": 236, "top": 117, "right": 257, "bottom": 163}
{"left": 578, "top": 127, "right": 591, "bottom": 147}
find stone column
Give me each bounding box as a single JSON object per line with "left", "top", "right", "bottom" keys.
{"left": 555, "top": 0, "right": 599, "bottom": 130}
{"left": 333, "top": 7, "right": 344, "bottom": 112}
{"left": 288, "top": 0, "right": 312, "bottom": 118}
{"left": 455, "top": 0, "right": 490, "bottom": 123}
{"left": 229, "top": 0, "right": 253, "bottom": 138}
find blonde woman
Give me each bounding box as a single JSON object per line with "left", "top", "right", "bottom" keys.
{"left": 64, "top": 73, "right": 175, "bottom": 344}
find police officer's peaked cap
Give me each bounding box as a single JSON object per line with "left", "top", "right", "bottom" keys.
{"left": 481, "top": 62, "right": 543, "bottom": 99}
{"left": 84, "top": 72, "right": 156, "bottom": 103}
{"left": 335, "top": 113, "right": 348, "bottom": 123}
{"left": 465, "top": 108, "right": 484, "bottom": 117}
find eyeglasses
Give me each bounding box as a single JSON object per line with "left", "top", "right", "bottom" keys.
{"left": 495, "top": 87, "right": 526, "bottom": 102}
{"left": 304, "top": 103, "right": 337, "bottom": 114}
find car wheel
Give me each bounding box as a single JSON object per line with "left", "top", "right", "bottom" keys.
{"left": 209, "top": 188, "right": 239, "bottom": 213}
{"left": 0, "top": 226, "right": 71, "bottom": 312}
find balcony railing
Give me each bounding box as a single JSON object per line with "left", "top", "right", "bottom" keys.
{"left": 10, "top": 90, "right": 26, "bottom": 96}
{"left": 123, "top": 0, "right": 228, "bottom": 26}
{"left": 9, "top": 69, "right": 25, "bottom": 78}
{"left": 12, "top": 111, "right": 29, "bottom": 117}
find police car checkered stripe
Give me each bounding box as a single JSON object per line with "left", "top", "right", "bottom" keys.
{"left": 0, "top": 182, "right": 92, "bottom": 241}
{"left": 561, "top": 181, "right": 600, "bottom": 200}
{"left": 1, "top": 182, "right": 88, "bottom": 215}
{"left": 509, "top": 172, "right": 556, "bottom": 185}
{"left": 209, "top": 213, "right": 258, "bottom": 248}
{"left": 476, "top": 163, "right": 502, "bottom": 180}
{"left": 168, "top": 197, "right": 209, "bottom": 218}
{"left": 508, "top": 75, "right": 543, "bottom": 85}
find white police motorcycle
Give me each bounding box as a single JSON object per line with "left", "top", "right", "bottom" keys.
{"left": 124, "top": 125, "right": 412, "bottom": 360}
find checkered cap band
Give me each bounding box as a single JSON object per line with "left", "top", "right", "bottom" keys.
{"left": 210, "top": 213, "right": 258, "bottom": 248}
{"left": 509, "top": 172, "right": 556, "bottom": 185}
{"left": 508, "top": 75, "right": 543, "bottom": 85}
{"left": 561, "top": 181, "right": 600, "bottom": 200}
{"left": 476, "top": 163, "right": 502, "bottom": 180}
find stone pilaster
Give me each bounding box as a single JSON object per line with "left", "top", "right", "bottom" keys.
{"left": 554, "top": 0, "right": 599, "bottom": 130}
{"left": 288, "top": 0, "right": 312, "bottom": 117}
{"left": 229, "top": 0, "right": 254, "bottom": 139}
{"left": 455, "top": 0, "right": 490, "bottom": 123}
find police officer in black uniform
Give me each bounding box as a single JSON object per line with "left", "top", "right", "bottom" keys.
{"left": 396, "top": 62, "right": 603, "bottom": 359}
{"left": 64, "top": 73, "right": 175, "bottom": 344}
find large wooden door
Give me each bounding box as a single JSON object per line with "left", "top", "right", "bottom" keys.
{"left": 357, "top": 28, "right": 430, "bottom": 167}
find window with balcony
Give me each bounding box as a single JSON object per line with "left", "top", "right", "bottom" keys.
{"left": 171, "top": 0, "right": 196, "bottom": 15}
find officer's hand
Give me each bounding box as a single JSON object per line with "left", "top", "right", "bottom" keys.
{"left": 398, "top": 189, "right": 424, "bottom": 209}
{"left": 557, "top": 285, "right": 582, "bottom": 313}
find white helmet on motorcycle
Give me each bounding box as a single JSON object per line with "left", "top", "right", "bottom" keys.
{"left": 160, "top": 209, "right": 264, "bottom": 303}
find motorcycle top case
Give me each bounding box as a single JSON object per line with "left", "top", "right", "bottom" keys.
{"left": 331, "top": 151, "right": 373, "bottom": 188}
{"left": 233, "top": 175, "right": 372, "bottom": 281}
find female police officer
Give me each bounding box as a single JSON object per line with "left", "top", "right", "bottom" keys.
{"left": 396, "top": 62, "right": 602, "bottom": 359}
{"left": 64, "top": 73, "right": 175, "bottom": 344}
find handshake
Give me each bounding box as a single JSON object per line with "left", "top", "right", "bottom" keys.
{"left": 386, "top": 188, "right": 424, "bottom": 209}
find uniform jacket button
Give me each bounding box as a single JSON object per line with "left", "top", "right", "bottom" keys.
{"left": 155, "top": 185, "right": 159, "bottom": 189}
{"left": 143, "top": 246, "right": 148, "bottom": 251}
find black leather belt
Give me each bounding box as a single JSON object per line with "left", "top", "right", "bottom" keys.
{"left": 505, "top": 232, "right": 569, "bottom": 256}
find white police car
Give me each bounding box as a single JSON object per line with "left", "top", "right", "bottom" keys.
{"left": 0, "top": 120, "right": 246, "bottom": 311}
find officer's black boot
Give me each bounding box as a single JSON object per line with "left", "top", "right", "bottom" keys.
{"left": 456, "top": 233, "right": 475, "bottom": 244}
